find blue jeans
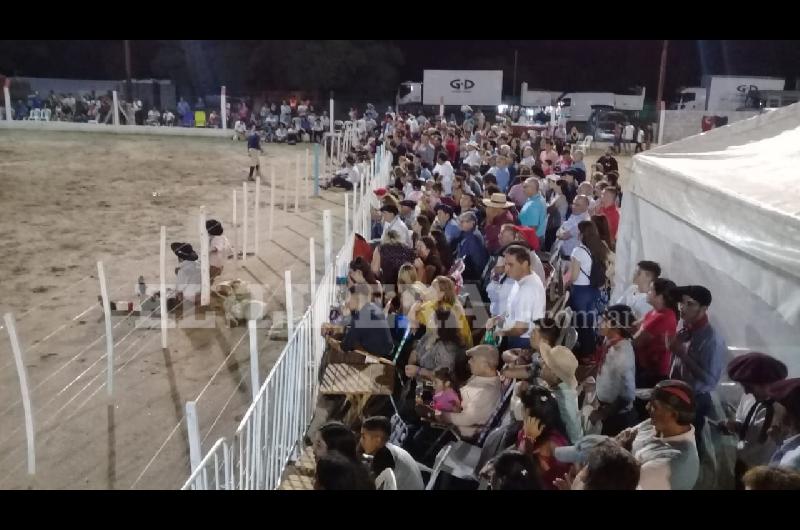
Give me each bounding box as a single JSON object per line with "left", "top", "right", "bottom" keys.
{"left": 569, "top": 284, "right": 601, "bottom": 359}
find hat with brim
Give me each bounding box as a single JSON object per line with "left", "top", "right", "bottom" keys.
{"left": 728, "top": 352, "right": 788, "bottom": 385}
{"left": 539, "top": 343, "right": 578, "bottom": 389}
{"left": 171, "top": 242, "right": 198, "bottom": 261}
{"left": 399, "top": 200, "right": 417, "bottom": 209}
{"left": 482, "top": 193, "right": 514, "bottom": 209}
{"left": 554, "top": 435, "right": 613, "bottom": 465}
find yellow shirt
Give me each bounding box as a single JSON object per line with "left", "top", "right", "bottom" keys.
{"left": 416, "top": 300, "right": 473, "bottom": 348}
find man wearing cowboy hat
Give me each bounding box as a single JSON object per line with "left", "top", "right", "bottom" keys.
{"left": 538, "top": 342, "right": 583, "bottom": 444}
{"left": 482, "top": 192, "right": 515, "bottom": 254}
{"left": 619, "top": 379, "right": 700, "bottom": 489}
{"left": 717, "top": 352, "right": 788, "bottom": 480}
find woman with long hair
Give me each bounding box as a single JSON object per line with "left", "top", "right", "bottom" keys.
{"left": 516, "top": 385, "right": 572, "bottom": 490}
{"left": 632, "top": 277, "right": 679, "bottom": 388}
{"left": 412, "top": 214, "right": 431, "bottom": 246}
{"left": 566, "top": 220, "right": 610, "bottom": 359}
{"left": 348, "top": 256, "right": 384, "bottom": 305}
{"left": 414, "top": 235, "right": 446, "bottom": 285}
{"left": 386, "top": 263, "right": 427, "bottom": 339}
{"left": 591, "top": 214, "right": 617, "bottom": 290}
{"left": 371, "top": 229, "right": 416, "bottom": 287}
{"left": 404, "top": 307, "right": 465, "bottom": 382}
{"left": 429, "top": 229, "right": 453, "bottom": 272}
{"left": 410, "top": 276, "right": 473, "bottom": 349}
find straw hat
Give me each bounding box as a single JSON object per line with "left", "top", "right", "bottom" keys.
{"left": 482, "top": 193, "right": 514, "bottom": 209}
{"left": 539, "top": 343, "right": 578, "bottom": 390}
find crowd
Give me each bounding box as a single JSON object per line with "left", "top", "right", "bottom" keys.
{"left": 307, "top": 107, "right": 800, "bottom": 491}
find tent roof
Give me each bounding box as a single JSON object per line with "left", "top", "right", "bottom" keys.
{"left": 629, "top": 102, "right": 800, "bottom": 280}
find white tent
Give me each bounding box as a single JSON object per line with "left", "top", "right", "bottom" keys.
{"left": 614, "top": 103, "right": 800, "bottom": 376}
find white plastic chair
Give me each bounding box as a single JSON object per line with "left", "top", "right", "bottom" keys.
{"left": 583, "top": 135, "right": 594, "bottom": 151}
{"left": 42, "top": 108, "right": 51, "bottom": 121}
{"left": 375, "top": 468, "right": 397, "bottom": 490}
{"left": 418, "top": 444, "right": 453, "bottom": 490}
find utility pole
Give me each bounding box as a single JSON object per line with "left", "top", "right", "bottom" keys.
{"left": 512, "top": 49, "right": 519, "bottom": 100}
{"left": 656, "top": 40, "right": 669, "bottom": 112}
{"left": 123, "top": 40, "right": 133, "bottom": 102}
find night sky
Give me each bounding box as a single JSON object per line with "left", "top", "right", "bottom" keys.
{"left": 2, "top": 40, "right": 799, "bottom": 102}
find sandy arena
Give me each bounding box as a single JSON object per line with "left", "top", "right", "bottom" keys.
{"left": 0, "top": 129, "right": 350, "bottom": 489}
{"left": 0, "top": 129, "right": 631, "bottom": 490}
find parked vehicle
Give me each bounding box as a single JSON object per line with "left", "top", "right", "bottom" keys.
{"left": 670, "top": 76, "right": 786, "bottom": 111}
{"left": 588, "top": 109, "right": 629, "bottom": 142}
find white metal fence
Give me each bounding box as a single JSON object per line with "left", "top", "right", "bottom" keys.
{"left": 182, "top": 144, "right": 391, "bottom": 490}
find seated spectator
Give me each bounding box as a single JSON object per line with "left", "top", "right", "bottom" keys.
{"left": 399, "top": 200, "right": 417, "bottom": 229}
{"left": 553, "top": 436, "right": 640, "bottom": 490}
{"left": 371, "top": 229, "right": 416, "bottom": 286}
{"left": 412, "top": 214, "right": 432, "bottom": 243}
{"left": 274, "top": 123, "right": 288, "bottom": 142}
{"left": 325, "top": 283, "right": 394, "bottom": 360}
{"left": 518, "top": 178, "right": 548, "bottom": 241}
{"left": 313, "top": 421, "right": 360, "bottom": 463}
{"left": 347, "top": 257, "right": 384, "bottom": 306}
{"left": 507, "top": 176, "right": 528, "bottom": 209}
{"left": 598, "top": 186, "right": 621, "bottom": 242}
{"left": 359, "top": 416, "right": 424, "bottom": 490}
{"left": 743, "top": 465, "right": 800, "bottom": 490}
{"left": 433, "top": 204, "right": 461, "bottom": 245}
{"left": 615, "top": 260, "right": 661, "bottom": 321}
{"left": 429, "top": 229, "right": 454, "bottom": 273}
{"left": 323, "top": 154, "right": 360, "bottom": 192}
{"left": 516, "top": 385, "right": 572, "bottom": 489}
{"left": 633, "top": 278, "right": 679, "bottom": 389}
{"left": 379, "top": 204, "right": 413, "bottom": 247}
{"left": 314, "top": 451, "right": 375, "bottom": 490}
{"left": 618, "top": 380, "right": 699, "bottom": 490}
{"left": 385, "top": 263, "right": 426, "bottom": 326}
{"left": 668, "top": 285, "right": 726, "bottom": 440}
{"left": 538, "top": 343, "right": 583, "bottom": 444}
{"left": 405, "top": 307, "right": 465, "bottom": 382}
{"left": 414, "top": 235, "right": 446, "bottom": 285}
{"left": 489, "top": 450, "right": 544, "bottom": 490}
{"left": 766, "top": 378, "right": 800, "bottom": 470}
{"left": 591, "top": 305, "right": 637, "bottom": 436}
{"left": 719, "top": 352, "right": 788, "bottom": 481}
{"left": 482, "top": 193, "right": 516, "bottom": 254}
{"left": 454, "top": 211, "right": 489, "bottom": 284}
{"left": 489, "top": 246, "right": 546, "bottom": 350}
{"left": 169, "top": 242, "right": 201, "bottom": 308}
{"left": 411, "top": 276, "right": 472, "bottom": 348}
{"left": 429, "top": 367, "right": 462, "bottom": 413}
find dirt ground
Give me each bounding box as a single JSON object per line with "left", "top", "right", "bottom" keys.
{"left": 0, "top": 130, "right": 632, "bottom": 490}
{"left": 0, "top": 130, "right": 350, "bottom": 490}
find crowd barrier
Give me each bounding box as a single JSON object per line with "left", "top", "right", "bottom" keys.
{"left": 182, "top": 144, "right": 391, "bottom": 490}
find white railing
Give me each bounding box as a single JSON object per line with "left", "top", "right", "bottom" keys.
{"left": 182, "top": 145, "right": 391, "bottom": 490}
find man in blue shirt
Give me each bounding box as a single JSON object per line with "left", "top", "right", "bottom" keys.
{"left": 493, "top": 155, "right": 511, "bottom": 193}
{"left": 518, "top": 178, "right": 548, "bottom": 240}
{"left": 669, "top": 285, "right": 726, "bottom": 445}
{"left": 455, "top": 211, "right": 489, "bottom": 284}
{"left": 246, "top": 125, "right": 264, "bottom": 181}
{"left": 434, "top": 204, "right": 461, "bottom": 245}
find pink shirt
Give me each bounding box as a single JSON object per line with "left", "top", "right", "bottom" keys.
{"left": 432, "top": 388, "right": 461, "bottom": 412}
{"left": 508, "top": 183, "right": 527, "bottom": 208}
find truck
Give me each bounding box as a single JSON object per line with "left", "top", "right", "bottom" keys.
{"left": 670, "top": 75, "right": 786, "bottom": 111}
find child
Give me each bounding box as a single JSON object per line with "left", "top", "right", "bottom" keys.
{"left": 207, "top": 219, "right": 231, "bottom": 284}
{"left": 430, "top": 367, "right": 462, "bottom": 414}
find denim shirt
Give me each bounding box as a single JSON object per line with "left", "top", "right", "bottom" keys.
{"left": 554, "top": 383, "right": 583, "bottom": 444}
{"left": 770, "top": 433, "right": 800, "bottom": 470}
{"left": 670, "top": 321, "right": 726, "bottom": 394}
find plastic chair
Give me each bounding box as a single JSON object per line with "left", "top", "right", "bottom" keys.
{"left": 42, "top": 108, "right": 51, "bottom": 121}
{"left": 29, "top": 108, "right": 41, "bottom": 121}
{"left": 375, "top": 468, "right": 397, "bottom": 490}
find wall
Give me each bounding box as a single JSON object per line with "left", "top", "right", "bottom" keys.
{"left": 660, "top": 110, "right": 760, "bottom": 144}
{"left": 0, "top": 119, "right": 231, "bottom": 138}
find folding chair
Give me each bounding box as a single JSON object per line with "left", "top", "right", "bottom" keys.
{"left": 375, "top": 468, "right": 398, "bottom": 490}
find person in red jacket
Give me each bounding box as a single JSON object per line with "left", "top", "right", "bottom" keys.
{"left": 445, "top": 132, "right": 458, "bottom": 164}
{"left": 598, "top": 187, "right": 621, "bottom": 241}
{"left": 482, "top": 193, "right": 515, "bottom": 254}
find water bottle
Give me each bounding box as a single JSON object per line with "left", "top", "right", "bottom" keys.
{"left": 137, "top": 276, "right": 147, "bottom": 299}
{"left": 483, "top": 328, "right": 496, "bottom": 346}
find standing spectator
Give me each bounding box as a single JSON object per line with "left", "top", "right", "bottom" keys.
{"left": 633, "top": 278, "right": 679, "bottom": 389}
{"left": 455, "top": 211, "right": 488, "bottom": 284}
{"left": 379, "top": 204, "right": 413, "bottom": 247}
{"left": 635, "top": 125, "right": 645, "bottom": 153}
{"left": 433, "top": 204, "right": 460, "bottom": 245}
{"left": 719, "top": 352, "right": 788, "bottom": 482}
{"left": 206, "top": 219, "right": 231, "bottom": 284}
{"left": 767, "top": 378, "right": 800, "bottom": 470}
{"left": 280, "top": 100, "right": 291, "bottom": 127}
{"left": 177, "top": 97, "right": 192, "bottom": 127}
{"left": 613, "top": 122, "right": 623, "bottom": 154}
{"left": 538, "top": 343, "right": 583, "bottom": 444}
{"left": 246, "top": 125, "right": 264, "bottom": 181}
{"left": 433, "top": 152, "right": 455, "bottom": 195}
{"left": 518, "top": 178, "right": 548, "bottom": 241}
{"left": 486, "top": 256, "right": 516, "bottom": 319}
{"left": 597, "top": 187, "right": 621, "bottom": 242}
{"left": 597, "top": 146, "right": 619, "bottom": 173}
{"left": 620, "top": 379, "right": 700, "bottom": 490}
{"left": 615, "top": 260, "right": 661, "bottom": 321}
{"left": 493, "top": 156, "right": 512, "bottom": 193}
{"left": 668, "top": 285, "right": 727, "bottom": 443}
{"left": 359, "top": 416, "right": 424, "bottom": 490}
{"left": 482, "top": 193, "right": 515, "bottom": 254}
{"left": 539, "top": 139, "right": 559, "bottom": 165}
{"left": 491, "top": 245, "right": 546, "bottom": 350}
{"left": 591, "top": 305, "right": 638, "bottom": 435}
{"left": 565, "top": 220, "right": 608, "bottom": 359}
{"left": 555, "top": 195, "right": 592, "bottom": 260}
{"left": 623, "top": 121, "right": 635, "bottom": 154}
{"left": 371, "top": 229, "right": 416, "bottom": 286}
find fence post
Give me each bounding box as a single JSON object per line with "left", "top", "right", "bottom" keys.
{"left": 254, "top": 177, "right": 261, "bottom": 255}
{"left": 285, "top": 270, "right": 294, "bottom": 338}
{"left": 4, "top": 313, "right": 36, "bottom": 476}
{"left": 199, "top": 208, "right": 211, "bottom": 306}
{"left": 323, "top": 209, "right": 332, "bottom": 274}
{"left": 248, "top": 319, "right": 259, "bottom": 401}
{"left": 294, "top": 155, "right": 300, "bottom": 212}
{"left": 344, "top": 193, "right": 349, "bottom": 244}
{"left": 352, "top": 182, "right": 358, "bottom": 237}
{"left": 658, "top": 102, "right": 666, "bottom": 146}
{"left": 185, "top": 401, "right": 202, "bottom": 474}
{"left": 232, "top": 189, "right": 238, "bottom": 262}
{"left": 96, "top": 261, "right": 115, "bottom": 398}
{"left": 329, "top": 92, "right": 334, "bottom": 135}
{"left": 304, "top": 148, "right": 310, "bottom": 205}
{"left": 160, "top": 226, "right": 168, "bottom": 349}
{"left": 4, "top": 86, "right": 12, "bottom": 121}
{"left": 269, "top": 165, "right": 276, "bottom": 242}
{"left": 309, "top": 238, "right": 317, "bottom": 305}
{"left": 282, "top": 161, "right": 289, "bottom": 212}
{"left": 242, "top": 181, "right": 248, "bottom": 260}
{"left": 112, "top": 90, "right": 120, "bottom": 127}
{"left": 220, "top": 86, "right": 227, "bottom": 130}
{"left": 313, "top": 143, "right": 320, "bottom": 197}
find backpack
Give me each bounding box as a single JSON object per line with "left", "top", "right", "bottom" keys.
{"left": 578, "top": 245, "right": 606, "bottom": 289}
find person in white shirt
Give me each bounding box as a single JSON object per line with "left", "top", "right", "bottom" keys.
{"left": 322, "top": 154, "right": 359, "bottom": 191}
{"left": 614, "top": 260, "right": 661, "bottom": 321}
{"left": 438, "top": 344, "right": 503, "bottom": 438}
{"left": 378, "top": 204, "right": 412, "bottom": 247}
{"left": 463, "top": 141, "right": 482, "bottom": 168}
{"left": 623, "top": 122, "right": 635, "bottom": 154}
{"left": 556, "top": 195, "right": 591, "bottom": 259}
{"left": 206, "top": 219, "right": 231, "bottom": 284}
{"left": 274, "top": 123, "right": 288, "bottom": 142}
{"left": 360, "top": 416, "right": 424, "bottom": 490}
{"left": 169, "top": 242, "right": 202, "bottom": 317}
{"left": 577, "top": 182, "right": 597, "bottom": 213}
{"left": 433, "top": 152, "right": 455, "bottom": 195}
{"left": 486, "top": 256, "right": 516, "bottom": 317}
{"left": 489, "top": 245, "right": 546, "bottom": 350}
{"left": 233, "top": 119, "right": 247, "bottom": 141}
{"left": 520, "top": 145, "right": 537, "bottom": 168}
{"left": 279, "top": 100, "right": 291, "bottom": 126}
{"left": 717, "top": 352, "right": 788, "bottom": 478}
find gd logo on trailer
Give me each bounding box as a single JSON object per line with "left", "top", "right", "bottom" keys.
{"left": 449, "top": 79, "right": 475, "bottom": 92}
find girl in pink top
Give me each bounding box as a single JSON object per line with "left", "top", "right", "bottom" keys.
{"left": 431, "top": 367, "right": 462, "bottom": 413}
